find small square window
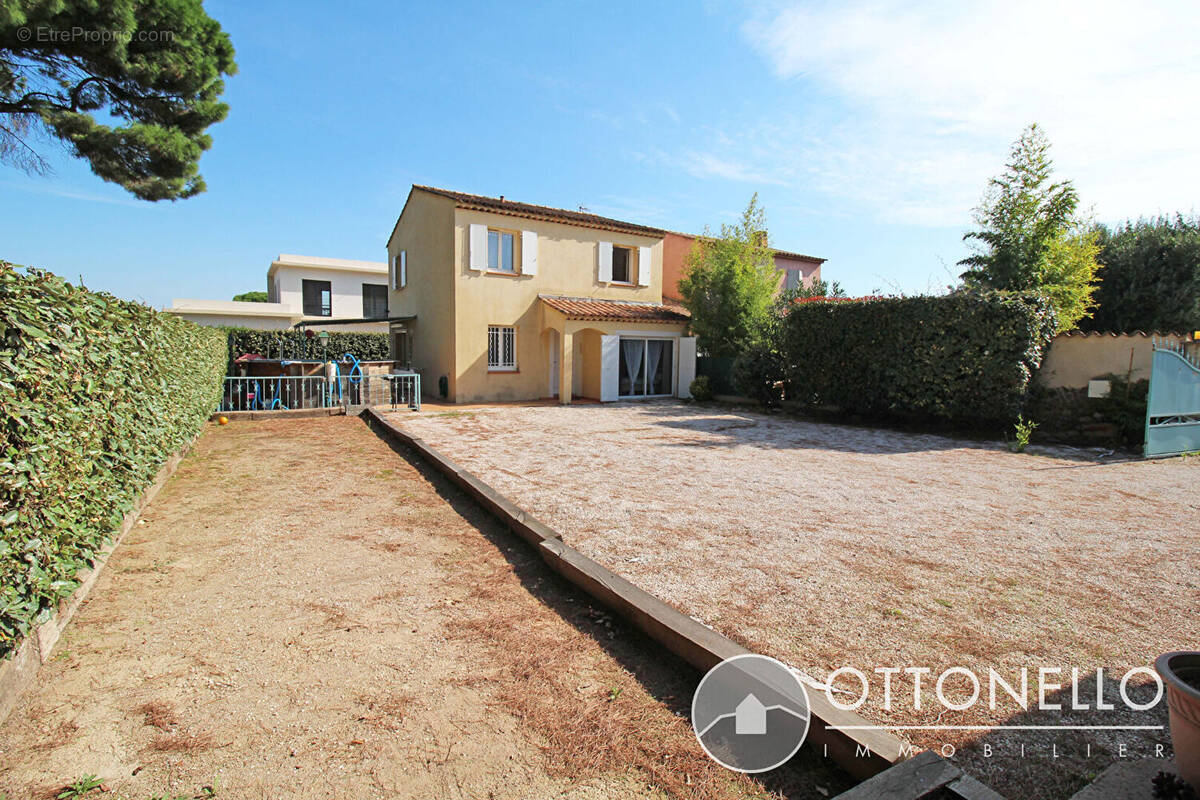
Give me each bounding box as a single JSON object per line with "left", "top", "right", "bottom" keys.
{"left": 487, "top": 325, "right": 517, "bottom": 371}
{"left": 612, "top": 246, "right": 631, "bottom": 283}
{"left": 487, "top": 230, "right": 515, "bottom": 272}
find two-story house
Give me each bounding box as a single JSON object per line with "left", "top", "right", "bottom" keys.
{"left": 168, "top": 254, "right": 391, "bottom": 332}
{"left": 386, "top": 186, "right": 696, "bottom": 404}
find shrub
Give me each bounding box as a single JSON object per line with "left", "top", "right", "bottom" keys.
{"left": 1091, "top": 375, "right": 1150, "bottom": 446}
{"left": 689, "top": 375, "right": 713, "bottom": 401}
{"left": 0, "top": 263, "right": 226, "bottom": 659}
{"left": 781, "top": 293, "right": 1057, "bottom": 426}
{"left": 732, "top": 340, "right": 785, "bottom": 408}
{"left": 223, "top": 328, "right": 390, "bottom": 368}
{"left": 1010, "top": 415, "right": 1038, "bottom": 452}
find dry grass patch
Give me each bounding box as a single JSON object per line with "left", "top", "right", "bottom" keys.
{"left": 138, "top": 700, "right": 179, "bottom": 730}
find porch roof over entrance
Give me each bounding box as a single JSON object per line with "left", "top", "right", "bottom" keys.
{"left": 539, "top": 295, "right": 690, "bottom": 324}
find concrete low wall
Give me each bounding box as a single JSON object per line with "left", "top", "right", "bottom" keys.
{"left": 1039, "top": 332, "right": 1192, "bottom": 389}
{"left": 361, "top": 407, "right": 908, "bottom": 781}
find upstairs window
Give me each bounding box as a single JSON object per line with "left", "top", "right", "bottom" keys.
{"left": 487, "top": 230, "right": 515, "bottom": 272}
{"left": 302, "top": 279, "right": 332, "bottom": 316}
{"left": 362, "top": 283, "right": 388, "bottom": 318}
{"left": 487, "top": 325, "right": 516, "bottom": 371}
{"left": 611, "top": 246, "right": 632, "bottom": 283}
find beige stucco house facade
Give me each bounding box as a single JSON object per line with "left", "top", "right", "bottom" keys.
{"left": 386, "top": 186, "right": 695, "bottom": 404}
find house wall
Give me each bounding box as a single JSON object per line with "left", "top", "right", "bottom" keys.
{"left": 774, "top": 254, "right": 822, "bottom": 291}
{"left": 450, "top": 206, "right": 665, "bottom": 403}
{"left": 661, "top": 231, "right": 695, "bottom": 302}
{"left": 661, "top": 231, "right": 822, "bottom": 299}
{"left": 272, "top": 265, "right": 390, "bottom": 326}
{"left": 1038, "top": 332, "right": 1191, "bottom": 389}
{"left": 578, "top": 328, "right": 603, "bottom": 400}
{"left": 168, "top": 311, "right": 295, "bottom": 330}
{"left": 386, "top": 191, "right": 458, "bottom": 399}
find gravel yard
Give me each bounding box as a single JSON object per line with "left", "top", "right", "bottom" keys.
{"left": 396, "top": 400, "right": 1200, "bottom": 799}
{"left": 1, "top": 416, "right": 844, "bottom": 800}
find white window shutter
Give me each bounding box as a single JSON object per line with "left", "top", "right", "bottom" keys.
{"left": 600, "top": 334, "right": 619, "bottom": 401}
{"left": 598, "top": 242, "right": 613, "bottom": 282}
{"left": 389, "top": 254, "right": 397, "bottom": 290}
{"left": 399, "top": 250, "right": 407, "bottom": 288}
{"left": 469, "top": 224, "right": 487, "bottom": 271}
{"left": 638, "top": 246, "right": 651, "bottom": 286}
{"left": 521, "top": 230, "right": 538, "bottom": 275}
{"left": 677, "top": 337, "right": 697, "bottom": 398}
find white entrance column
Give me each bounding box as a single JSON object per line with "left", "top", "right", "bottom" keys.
{"left": 558, "top": 329, "right": 573, "bottom": 404}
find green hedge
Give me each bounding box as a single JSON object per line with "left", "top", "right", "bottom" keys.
{"left": 696, "top": 356, "right": 736, "bottom": 395}
{"left": 0, "top": 264, "right": 226, "bottom": 659}
{"left": 223, "top": 328, "right": 391, "bottom": 366}
{"left": 781, "top": 293, "right": 1057, "bottom": 425}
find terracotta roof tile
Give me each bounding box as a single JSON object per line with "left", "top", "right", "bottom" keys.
{"left": 414, "top": 185, "right": 665, "bottom": 237}
{"left": 539, "top": 295, "right": 690, "bottom": 324}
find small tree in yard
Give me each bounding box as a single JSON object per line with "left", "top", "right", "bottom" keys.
{"left": 232, "top": 291, "right": 268, "bottom": 302}
{"left": 679, "top": 194, "right": 779, "bottom": 358}
{"left": 0, "top": 0, "right": 236, "bottom": 200}
{"left": 959, "top": 124, "right": 1100, "bottom": 332}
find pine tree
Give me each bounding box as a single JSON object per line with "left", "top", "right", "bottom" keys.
{"left": 1, "top": 1, "right": 236, "bottom": 200}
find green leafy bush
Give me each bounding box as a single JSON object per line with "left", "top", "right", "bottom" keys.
{"left": 1, "top": 263, "right": 226, "bottom": 659}
{"left": 781, "top": 293, "right": 1057, "bottom": 426}
{"left": 732, "top": 339, "right": 785, "bottom": 408}
{"left": 223, "top": 328, "right": 390, "bottom": 367}
{"left": 1091, "top": 375, "right": 1150, "bottom": 445}
{"left": 1010, "top": 415, "right": 1038, "bottom": 452}
{"left": 689, "top": 375, "right": 713, "bottom": 401}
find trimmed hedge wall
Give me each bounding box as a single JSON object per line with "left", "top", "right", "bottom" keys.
{"left": 781, "top": 293, "right": 1057, "bottom": 425}
{"left": 0, "top": 264, "right": 226, "bottom": 659}
{"left": 223, "top": 328, "right": 391, "bottom": 366}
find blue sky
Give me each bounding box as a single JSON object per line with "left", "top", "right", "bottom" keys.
{"left": 3, "top": 0, "right": 1198, "bottom": 307}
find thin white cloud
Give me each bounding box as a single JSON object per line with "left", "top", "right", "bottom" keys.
{"left": 732, "top": 0, "right": 1200, "bottom": 226}
{"left": 639, "top": 146, "right": 791, "bottom": 186}
{"left": 0, "top": 178, "right": 144, "bottom": 207}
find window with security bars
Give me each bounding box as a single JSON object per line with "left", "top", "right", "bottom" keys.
{"left": 487, "top": 325, "right": 516, "bottom": 371}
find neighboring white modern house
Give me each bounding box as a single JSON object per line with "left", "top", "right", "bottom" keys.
{"left": 167, "top": 254, "right": 391, "bottom": 332}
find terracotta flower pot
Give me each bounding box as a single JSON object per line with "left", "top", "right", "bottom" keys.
{"left": 1157, "top": 651, "right": 1200, "bottom": 789}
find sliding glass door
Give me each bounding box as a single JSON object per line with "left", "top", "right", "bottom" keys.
{"left": 618, "top": 338, "right": 673, "bottom": 397}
